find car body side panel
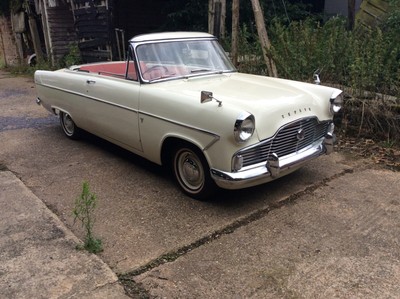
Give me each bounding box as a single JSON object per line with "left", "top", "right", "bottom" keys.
{"left": 80, "top": 74, "right": 142, "bottom": 151}
{"left": 35, "top": 70, "right": 142, "bottom": 152}
{"left": 137, "top": 81, "right": 258, "bottom": 170}
{"left": 35, "top": 70, "right": 91, "bottom": 129}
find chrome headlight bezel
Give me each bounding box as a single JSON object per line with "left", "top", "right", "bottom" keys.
{"left": 234, "top": 112, "right": 255, "bottom": 143}
{"left": 330, "top": 90, "right": 343, "bottom": 115}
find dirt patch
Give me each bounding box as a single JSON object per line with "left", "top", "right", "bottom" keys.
{"left": 336, "top": 134, "right": 400, "bottom": 171}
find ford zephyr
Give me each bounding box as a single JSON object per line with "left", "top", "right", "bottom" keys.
{"left": 34, "top": 32, "right": 343, "bottom": 199}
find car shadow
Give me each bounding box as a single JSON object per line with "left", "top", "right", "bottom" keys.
{"left": 205, "top": 167, "right": 316, "bottom": 212}
{"left": 78, "top": 129, "right": 168, "bottom": 176}
{"left": 69, "top": 129, "right": 308, "bottom": 208}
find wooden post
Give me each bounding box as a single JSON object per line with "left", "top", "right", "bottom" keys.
{"left": 348, "top": 0, "right": 356, "bottom": 30}
{"left": 220, "top": 0, "right": 226, "bottom": 38}
{"left": 213, "top": 1, "right": 222, "bottom": 38}
{"left": 0, "top": 24, "right": 7, "bottom": 67}
{"left": 250, "top": 0, "right": 278, "bottom": 77}
{"left": 208, "top": 0, "right": 226, "bottom": 38}
{"left": 37, "top": 0, "right": 51, "bottom": 64}
{"left": 23, "top": 1, "right": 44, "bottom": 63}
{"left": 231, "top": 0, "right": 239, "bottom": 67}
{"left": 27, "top": 14, "right": 44, "bottom": 62}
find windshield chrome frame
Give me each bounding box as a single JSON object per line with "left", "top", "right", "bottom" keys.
{"left": 129, "top": 37, "right": 237, "bottom": 84}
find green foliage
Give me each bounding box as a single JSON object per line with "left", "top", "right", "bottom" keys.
{"left": 73, "top": 181, "right": 103, "bottom": 254}
{"left": 277, "top": 1, "right": 319, "bottom": 22}
{"left": 351, "top": 24, "right": 399, "bottom": 96}
{"left": 3, "top": 59, "right": 54, "bottom": 76}
{"left": 267, "top": 17, "right": 351, "bottom": 83}
{"left": 234, "top": 14, "right": 400, "bottom": 141}
{"left": 161, "top": 0, "right": 208, "bottom": 32}
{"left": 381, "top": 139, "right": 397, "bottom": 149}
{"left": 233, "top": 24, "right": 265, "bottom": 75}
{"left": 63, "top": 43, "right": 82, "bottom": 67}
{"left": 350, "top": 28, "right": 390, "bottom": 93}
{"left": 236, "top": 15, "right": 400, "bottom": 98}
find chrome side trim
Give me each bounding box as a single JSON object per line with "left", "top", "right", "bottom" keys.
{"left": 139, "top": 110, "right": 220, "bottom": 150}
{"left": 36, "top": 83, "right": 221, "bottom": 150}
{"left": 36, "top": 83, "right": 139, "bottom": 114}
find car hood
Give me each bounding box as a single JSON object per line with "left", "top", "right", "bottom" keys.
{"left": 156, "top": 72, "right": 339, "bottom": 140}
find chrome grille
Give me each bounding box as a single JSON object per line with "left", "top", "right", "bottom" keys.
{"left": 238, "top": 118, "right": 330, "bottom": 168}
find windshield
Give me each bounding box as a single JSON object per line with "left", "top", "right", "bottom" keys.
{"left": 135, "top": 39, "right": 236, "bottom": 82}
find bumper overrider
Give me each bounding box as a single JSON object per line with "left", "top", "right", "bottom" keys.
{"left": 210, "top": 133, "right": 334, "bottom": 190}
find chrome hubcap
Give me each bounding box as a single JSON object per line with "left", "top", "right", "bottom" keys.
{"left": 63, "top": 114, "right": 74, "bottom": 135}
{"left": 177, "top": 150, "right": 204, "bottom": 190}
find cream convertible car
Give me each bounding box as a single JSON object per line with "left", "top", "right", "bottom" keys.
{"left": 35, "top": 32, "right": 343, "bottom": 199}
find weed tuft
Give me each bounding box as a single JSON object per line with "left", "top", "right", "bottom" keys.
{"left": 73, "top": 181, "right": 103, "bottom": 254}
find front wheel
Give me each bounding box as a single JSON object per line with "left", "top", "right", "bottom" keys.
{"left": 60, "top": 111, "right": 81, "bottom": 139}
{"left": 172, "top": 144, "right": 217, "bottom": 200}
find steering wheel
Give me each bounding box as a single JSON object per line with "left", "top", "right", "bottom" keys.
{"left": 142, "top": 65, "right": 169, "bottom": 75}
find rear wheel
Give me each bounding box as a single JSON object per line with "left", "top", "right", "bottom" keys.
{"left": 60, "top": 111, "right": 80, "bottom": 139}
{"left": 171, "top": 143, "right": 217, "bottom": 200}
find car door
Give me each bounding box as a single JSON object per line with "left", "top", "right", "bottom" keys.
{"left": 83, "top": 75, "right": 142, "bottom": 152}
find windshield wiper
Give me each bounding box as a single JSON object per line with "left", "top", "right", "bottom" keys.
{"left": 190, "top": 68, "right": 212, "bottom": 73}
{"left": 190, "top": 69, "right": 227, "bottom": 75}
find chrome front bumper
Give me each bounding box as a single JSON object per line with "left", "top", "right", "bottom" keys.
{"left": 210, "top": 134, "right": 334, "bottom": 190}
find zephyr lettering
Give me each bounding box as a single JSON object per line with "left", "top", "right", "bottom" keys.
{"left": 281, "top": 107, "right": 312, "bottom": 119}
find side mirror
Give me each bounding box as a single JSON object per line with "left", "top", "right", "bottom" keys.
{"left": 313, "top": 68, "right": 321, "bottom": 85}
{"left": 200, "top": 91, "right": 213, "bottom": 104}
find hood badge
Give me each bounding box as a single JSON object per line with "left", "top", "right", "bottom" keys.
{"left": 281, "top": 107, "right": 312, "bottom": 119}
{"left": 297, "top": 128, "right": 305, "bottom": 141}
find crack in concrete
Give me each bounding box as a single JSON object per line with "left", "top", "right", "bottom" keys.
{"left": 119, "top": 168, "right": 354, "bottom": 284}
{"left": 0, "top": 163, "right": 9, "bottom": 171}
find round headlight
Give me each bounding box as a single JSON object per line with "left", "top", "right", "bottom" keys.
{"left": 234, "top": 112, "right": 255, "bottom": 143}
{"left": 330, "top": 91, "right": 343, "bottom": 114}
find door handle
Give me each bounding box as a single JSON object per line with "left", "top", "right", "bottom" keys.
{"left": 86, "top": 79, "right": 96, "bottom": 84}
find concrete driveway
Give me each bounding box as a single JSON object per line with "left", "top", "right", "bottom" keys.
{"left": 1, "top": 70, "right": 399, "bottom": 298}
